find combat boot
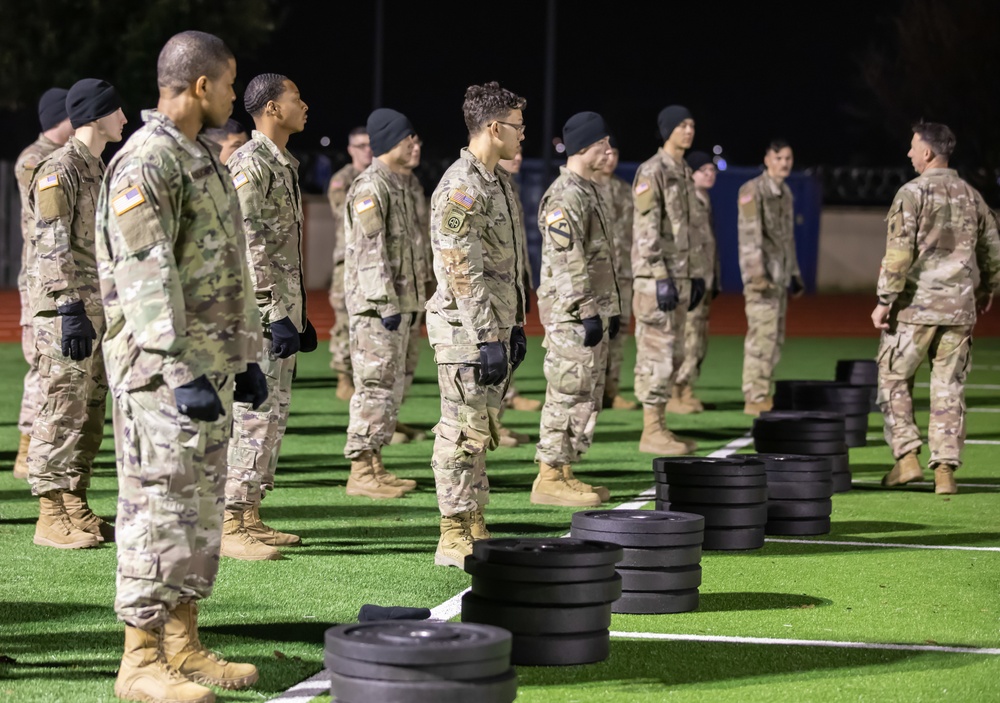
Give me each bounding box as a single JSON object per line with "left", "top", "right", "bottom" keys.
{"left": 933, "top": 463, "right": 958, "bottom": 495}
{"left": 163, "top": 601, "right": 258, "bottom": 690}
{"left": 680, "top": 384, "right": 705, "bottom": 413}
{"left": 499, "top": 425, "right": 530, "bottom": 445}
{"left": 335, "top": 373, "right": 354, "bottom": 402}
{"left": 243, "top": 505, "right": 301, "bottom": 546}
{"left": 470, "top": 509, "right": 491, "bottom": 540}
{"left": 220, "top": 511, "right": 282, "bottom": 561}
{"left": 743, "top": 399, "right": 771, "bottom": 417}
{"left": 530, "top": 462, "right": 602, "bottom": 507}
{"left": 346, "top": 451, "right": 407, "bottom": 500}
{"left": 638, "top": 406, "right": 695, "bottom": 455}
{"left": 609, "top": 395, "right": 639, "bottom": 410}
{"left": 510, "top": 395, "right": 542, "bottom": 412}
{"left": 394, "top": 422, "right": 427, "bottom": 442}
{"left": 434, "top": 512, "right": 474, "bottom": 567}
{"left": 34, "top": 491, "right": 99, "bottom": 549}
{"left": 666, "top": 385, "right": 697, "bottom": 415}
{"left": 372, "top": 452, "right": 417, "bottom": 492}
{"left": 114, "top": 625, "right": 215, "bottom": 703}
{"left": 881, "top": 451, "right": 924, "bottom": 487}
{"left": 63, "top": 488, "right": 115, "bottom": 542}
{"left": 13, "top": 432, "right": 30, "bottom": 479}
{"left": 562, "top": 465, "right": 610, "bottom": 503}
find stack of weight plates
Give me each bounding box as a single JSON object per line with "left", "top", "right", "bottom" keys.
{"left": 324, "top": 621, "right": 517, "bottom": 703}
{"left": 745, "top": 453, "right": 834, "bottom": 535}
{"left": 461, "top": 538, "right": 622, "bottom": 666}
{"left": 836, "top": 358, "right": 879, "bottom": 413}
{"left": 652, "top": 457, "right": 768, "bottom": 551}
{"left": 754, "top": 410, "right": 853, "bottom": 493}
{"left": 569, "top": 510, "right": 705, "bottom": 614}
{"left": 772, "top": 380, "right": 869, "bottom": 448}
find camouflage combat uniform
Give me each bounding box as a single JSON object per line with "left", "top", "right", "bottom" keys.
{"left": 403, "top": 171, "right": 433, "bottom": 395}
{"left": 327, "top": 163, "right": 361, "bottom": 375}
{"left": 676, "top": 187, "right": 719, "bottom": 387}
{"left": 426, "top": 148, "right": 526, "bottom": 516}
{"left": 501, "top": 176, "right": 535, "bottom": 411}
{"left": 737, "top": 172, "right": 800, "bottom": 403}
{"left": 876, "top": 168, "right": 1000, "bottom": 467}
{"left": 597, "top": 172, "right": 633, "bottom": 402}
{"left": 225, "top": 131, "right": 306, "bottom": 509}
{"left": 97, "top": 110, "right": 261, "bottom": 628}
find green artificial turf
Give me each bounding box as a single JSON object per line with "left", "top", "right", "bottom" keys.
{"left": 0, "top": 333, "right": 998, "bottom": 702}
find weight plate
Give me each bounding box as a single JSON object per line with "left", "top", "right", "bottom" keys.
{"left": 765, "top": 517, "right": 832, "bottom": 536}
{"left": 753, "top": 438, "right": 849, "bottom": 455}
{"left": 618, "top": 544, "right": 703, "bottom": 569}
{"left": 844, "top": 414, "right": 869, "bottom": 431}
{"left": 470, "top": 574, "right": 622, "bottom": 606}
{"left": 464, "top": 556, "right": 617, "bottom": 584}
{"left": 324, "top": 621, "right": 510, "bottom": 666}
{"left": 767, "top": 480, "right": 834, "bottom": 500}
{"left": 659, "top": 484, "right": 768, "bottom": 505}
{"left": 663, "top": 502, "right": 768, "bottom": 528}
{"left": 767, "top": 498, "right": 833, "bottom": 520}
{"left": 702, "top": 526, "right": 766, "bottom": 551}
{"left": 814, "top": 452, "right": 849, "bottom": 475}
{"left": 832, "top": 472, "right": 853, "bottom": 493}
{"left": 658, "top": 471, "right": 767, "bottom": 488}
{"left": 570, "top": 525, "right": 704, "bottom": 548}
{"left": 461, "top": 592, "right": 612, "bottom": 635}
{"left": 753, "top": 426, "right": 847, "bottom": 442}
{"left": 765, "top": 469, "right": 832, "bottom": 483}
{"left": 619, "top": 565, "right": 702, "bottom": 592}
{"left": 759, "top": 409, "right": 847, "bottom": 425}
{"left": 653, "top": 456, "right": 765, "bottom": 477}
{"left": 835, "top": 359, "right": 878, "bottom": 385}
{"left": 329, "top": 668, "right": 518, "bottom": 703}
{"left": 325, "top": 651, "right": 510, "bottom": 682}
{"left": 744, "top": 453, "right": 833, "bottom": 472}
{"left": 845, "top": 431, "right": 867, "bottom": 448}
{"left": 611, "top": 589, "right": 700, "bottom": 614}
{"left": 510, "top": 630, "right": 609, "bottom": 667}
{"left": 472, "top": 538, "right": 623, "bottom": 568}
{"left": 571, "top": 509, "right": 705, "bottom": 534}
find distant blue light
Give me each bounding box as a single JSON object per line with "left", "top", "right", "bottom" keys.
{"left": 716, "top": 158, "right": 728, "bottom": 171}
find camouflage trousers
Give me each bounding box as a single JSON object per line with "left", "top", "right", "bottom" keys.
{"left": 633, "top": 277, "right": 691, "bottom": 407}
{"left": 225, "top": 342, "right": 295, "bottom": 510}
{"left": 877, "top": 322, "right": 972, "bottom": 466}
{"left": 328, "top": 261, "right": 352, "bottom": 375}
{"left": 27, "top": 314, "right": 108, "bottom": 496}
{"left": 604, "top": 278, "right": 633, "bottom": 400}
{"left": 19, "top": 324, "right": 43, "bottom": 436}
{"left": 536, "top": 322, "right": 608, "bottom": 466}
{"left": 403, "top": 311, "right": 425, "bottom": 398}
{"left": 742, "top": 288, "right": 788, "bottom": 403}
{"left": 676, "top": 294, "right": 713, "bottom": 387}
{"left": 114, "top": 375, "right": 233, "bottom": 630}
{"left": 344, "top": 314, "right": 410, "bottom": 458}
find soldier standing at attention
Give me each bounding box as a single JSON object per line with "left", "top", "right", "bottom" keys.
{"left": 631, "top": 105, "right": 705, "bottom": 454}
{"left": 427, "top": 82, "right": 527, "bottom": 567}
{"left": 532, "top": 112, "right": 620, "bottom": 507}
{"left": 222, "top": 73, "right": 317, "bottom": 561}
{"left": 12, "top": 88, "right": 73, "bottom": 480}
{"left": 328, "top": 127, "right": 373, "bottom": 401}
{"left": 26, "top": 79, "right": 127, "bottom": 549}
{"left": 97, "top": 30, "right": 265, "bottom": 702}
{"left": 202, "top": 118, "right": 249, "bottom": 164}
{"left": 343, "top": 108, "right": 424, "bottom": 499}
{"left": 873, "top": 121, "right": 1000, "bottom": 495}
{"left": 738, "top": 139, "right": 804, "bottom": 416}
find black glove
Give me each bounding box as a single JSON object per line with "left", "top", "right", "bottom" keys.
{"left": 174, "top": 375, "right": 225, "bottom": 422}
{"left": 655, "top": 278, "right": 679, "bottom": 312}
{"left": 270, "top": 316, "right": 301, "bottom": 358}
{"left": 582, "top": 316, "right": 603, "bottom": 347}
{"left": 478, "top": 341, "right": 508, "bottom": 386}
{"left": 510, "top": 326, "right": 527, "bottom": 371}
{"left": 299, "top": 319, "right": 317, "bottom": 353}
{"left": 234, "top": 363, "right": 268, "bottom": 409}
{"left": 58, "top": 301, "right": 97, "bottom": 361}
{"left": 689, "top": 277, "right": 706, "bottom": 311}
{"left": 711, "top": 277, "right": 722, "bottom": 301}
{"left": 358, "top": 604, "right": 432, "bottom": 623}
{"left": 608, "top": 315, "right": 621, "bottom": 340}
{"left": 381, "top": 313, "right": 402, "bottom": 331}
{"left": 789, "top": 275, "right": 805, "bottom": 297}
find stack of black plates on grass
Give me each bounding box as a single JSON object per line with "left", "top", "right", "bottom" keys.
{"left": 836, "top": 359, "right": 879, "bottom": 413}
{"left": 324, "top": 621, "right": 517, "bottom": 702}
{"left": 745, "top": 453, "right": 834, "bottom": 535}
{"left": 569, "top": 510, "right": 704, "bottom": 614}
{"left": 461, "top": 538, "right": 622, "bottom": 666}
{"left": 772, "top": 380, "right": 870, "bottom": 448}
{"left": 651, "top": 457, "right": 768, "bottom": 551}
{"left": 753, "top": 410, "right": 853, "bottom": 493}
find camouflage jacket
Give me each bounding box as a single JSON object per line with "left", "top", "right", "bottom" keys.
{"left": 96, "top": 110, "right": 262, "bottom": 393}
{"left": 737, "top": 172, "right": 800, "bottom": 287}
{"left": 228, "top": 130, "right": 306, "bottom": 330}
{"left": 689, "top": 189, "right": 719, "bottom": 286}
{"left": 403, "top": 171, "right": 434, "bottom": 290}
{"left": 426, "top": 148, "right": 526, "bottom": 363}
{"left": 877, "top": 167, "right": 1000, "bottom": 325}
{"left": 509, "top": 178, "right": 534, "bottom": 288}
{"left": 537, "top": 166, "right": 620, "bottom": 325}
{"left": 631, "top": 148, "right": 693, "bottom": 281}
{"left": 597, "top": 173, "right": 633, "bottom": 282}
{"left": 344, "top": 158, "right": 425, "bottom": 318}
{"left": 327, "top": 162, "right": 361, "bottom": 268}
{"left": 15, "top": 134, "right": 61, "bottom": 324}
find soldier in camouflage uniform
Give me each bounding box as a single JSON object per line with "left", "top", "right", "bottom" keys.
{"left": 97, "top": 31, "right": 264, "bottom": 702}
{"left": 202, "top": 118, "right": 249, "bottom": 165}
{"left": 26, "top": 79, "right": 126, "bottom": 550}
{"left": 223, "top": 74, "right": 317, "bottom": 561}
{"left": 873, "top": 122, "right": 1000, "bottom": 495}
{"left": 533, "top": 112, "right": 620, "bottom": 507}
{"left": 738, "top": 139, "right": 804, "bottom": 416}
{"left": 328, "top": 127, "right": 373, "bottom": 401}
{"left": 427, "top": 82, "right": 527, "bottom": 567}
{"left": 343, "top": 108, "right": 425, "bottom": 500}
{"left": 631, "top": 106, "right": 705, "bottom": 455}
{"left": 12, "top": 89, "right": 73, "bottom": 480}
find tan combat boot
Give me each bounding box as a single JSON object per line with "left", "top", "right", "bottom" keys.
{"left": 335, "top": 373, "right": 354, "bottom": 402}
{"left": 666, "top": 385, "right": 697, "bottom": 415}
{"left": 13, "top": 433, "right": 30, "bottom": 479}
{"left": 346, "top": 451, "right": 407, "bottom": 500}
{"left": 680, "top": 384, "right": 705, "bottom": 412}
{"left": 881, "top": 451, "right": 924, "bottom": 487}
{"left": 470, "top": 509, "right": 491, "bottom": 540}
{"left": 164, "top": 602, "right": 258, "bottom": 690}
{"left": 220, "top": 511, "right": 282, "bottom": 561}
{"left": 611, "top": 395, "right": 639, "bottom": 410}
{"left": 530, "top": 462, "right": 602, "bottom": 507}
{"left": 933, "top": 463, "right": 958, "bottom": 495}
{"left": 434, "top": 512, "right": 474, "bottom": 567}
{"left": 63, "top": 488, "right": 115, "bottom": 542}
{"left": 510, "top": 395, "right": 542, "bottom": 412}
{"left": 372, "top": 452, "right": 417, "bottom": 492}
{"left": 638, "top": 405, "right": 696, "bottom": 455}
{"left": 243, "top": 505, "right": 301, "bottom": 546}
{"left": 743, "top": 398, "right": 772, "bottom": 417}
{"left": 394, "top": 422, "right": 427, "bottom": 442}
{"left": 34, "top": 492, "right": 100, "bottom": 549}
{"left": 562, "top": 465, "right": 610, "bottom": 503}
{"left": 114, "top": 625, "right": 215, "bottom": 703}
{"left": 499, "top": 425, "right": 530, "bottom": 445}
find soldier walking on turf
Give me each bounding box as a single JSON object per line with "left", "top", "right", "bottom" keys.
{"left": 26, "top": 79, "right": 127, "bottom": 549}
{"left": 97, "top": 31, "right": 265, "bottom": 702}
{"left": 873, "top": 121, "right": 1000, "bottom": 495}
{"left": 427, "top": 82, "right": 528, "bottom": 566}
{"left": 223, "top": 73, "right": 318, "bottom": 560}
{"left": 738, "top": 139, "right": 804, "bottom": 416}
{"left": 533, "top": 112, "right": 620, "bottom": 507}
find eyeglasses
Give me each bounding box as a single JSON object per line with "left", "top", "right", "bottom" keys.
{"left": 349, "top": 142, "right": 371, "bottom": 149}
{"left": 494, "top": 121, "right": 525, "bottom": 135}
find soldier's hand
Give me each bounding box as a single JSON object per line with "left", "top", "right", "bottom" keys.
{"left": 582, "top": 316, "right": 603, "bottom": 347}
{"left": 510, "top": 326, "right": 527, "bottom": 371}
{"left": 789, "top": 275, "right": 806, "bottom": 298}
{"left": 689, "top": 278, "right": 706, "bottom": 311}
{"left": 655, "top": 278, "right": 679, "bottom": 312}
{"left": 477, "top": 341, "right": 508, "bottom": 386}
{"left": 57, "top": 301, "right": 97, "bottom": 361}
{"left": 270, "top": 316, "right": 301, "bottom": 358}
{"left": 381, "top": 313, "right": 402, "bottom": 331}
{"left": 871, "top": 303, "right": 891, "bottom": 330}
{"left": 299, "top": 319, "right": 318, "bottom": 353}
{"left": 746, "top": 275, "right": 774, "bottom": 293}
{"left": 175, "top": 375, "right": 225, "bottom": 422}
{"left": 234, "top": 363, "right": 269, "bottom": 409}
{"left": 608, "top": 315, "right": 621, "bottom": 340}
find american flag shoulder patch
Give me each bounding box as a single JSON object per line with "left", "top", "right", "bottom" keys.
{"left": 634, "top": 181, "right": 650, "bottom": 196}
{"left": 112, "top": 186, "right": 146, "bottom": 216}
{"left": 232, "top": 171, "right": 250, "bottom": 190}
{"left": 545, "top": 208, "right": 565, "bottom": 225}
{"left": 355, "top": 197, "right": 376, "bottom": 214}
{"left": 38, "top": 173, "right": 60, "bottom": 191}
{"left": 739, "top": 192, "right": 754, "bottom": 205}
{"left": 449, "top": 189, "right": 475, "bottom": 210}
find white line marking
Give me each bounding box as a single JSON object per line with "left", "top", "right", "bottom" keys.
{"left": 967, "top": 440, "right": 1000, "bottom": 445}
{"left": 969, "top": 408, "right": 1000, "bottom": 413}
{"left": 765, "top": 538, "right": 1000, "bottom": 552}
{"left": 851, "top": 480, "right": 1000, "bottom": 489}
{"left": 916, "top": 382, "right": 1000, "bottom": 390}
{"left": 268, "top": 671, "right": 328, "bottom": 703}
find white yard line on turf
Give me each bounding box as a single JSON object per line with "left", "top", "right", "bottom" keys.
{"left": 916, "top": 382, "right": 1000, "bottom": 390}
{"left": 765, "top": 538, "right": 1000, "bottom": 552}
{"left": 852, "top": 480, "right": 1000, "bottom": 489}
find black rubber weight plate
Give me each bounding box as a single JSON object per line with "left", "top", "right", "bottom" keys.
{"left": 329, "top": 668, "right": 518, "bottom": 703}
{"left": 767, "top": 480, "right": 834, "bottom": 500}
{"left": 461, "top": 592, "right": 612, "bottom": 635}
{"left": 571, "top": 509, "right": 705, "bottom": 534}
{"left": 765, "top": 469, "right": 832, "bottom": 483}
{"left": 658, "top": 471, "right": 768, "bottom": 488}
{"left": 619, "top": 565, "right": 702, "bottom": 592}
{"left": 654, "top": 456, "right": 765, "bottom": 477}
{"left": 832, "top": 472, "right": 853, "bottom": 493}
{"left": 325, "top": 651, "right": 510, "bottom": 682}
{"left": 470, "top": 574, "right": 622, "bottom": 606}
{"left": 702, "top": 526, "right": 766, "bottom": 550}
{"left": 464, "top": 555, "right": 618, "bottom": 584}
{"left": 659, "top": 484, "right": 768, "bottom": 505}
{"left": 569, "top": 525, "right": 704, "bottom": 548}
{"left": 510, "top": 630, "right": 610, "bottom": 667}
{"left": 324, "top": 621, "right": 510, "bottom": 666}
{"left": 816, "top": 453, "right": 850, "bottom": 474}
{"left": 472, "top": 538, "right": 623, "bottom": 568}
{"left": 767, "top": 498, "right": 833, "bottom": 520}
{"left": 765, "top": 517, "right": 832, "bottom": 536}
{"left": 662, "top": 502, "right": 768, "bottom": 528}
{"left": 618, "top": 544, "right": 703, "bottom": 569}
{"left": 753, "top": 439, "right": 849, "bottom": 455}
{"left": 611, "top": 589, "right": 700, "bottom": 614}
{"left": 744, "top": 453, "right": 832, "bottom": 472}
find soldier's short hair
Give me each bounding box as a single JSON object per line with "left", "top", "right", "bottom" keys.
{"left": 912, "top": 121, "right": 956, "bottom": 159}
{"left": 244, "top": 73, "right": 289, "bottom": 117}
{"left": 347, "top": 126, "right": 368, "bottom": 143}
{"left": 157, "top": 31, "right": 234, "bottom": 95}
{"left": 767, "top": 138, "right": 792, "bottom": 154}
{"left": 463, "top": 81, "right": 527, "bottom": 137}
{"left": 203, "top": 118, "right": 248, "bottom": 143}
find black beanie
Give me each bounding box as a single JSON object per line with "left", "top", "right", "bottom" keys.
{"left": 38, "top": 88, "right": 69, "bottom": 131}
{"left": 367, "top": 108, "right": 414, "bottom": 156}
{"left": 658, "top": 105, "right": 693, "bottom": 141}
{"left": 562, "top": 111, "right": 608, "bottom": 156}
{"left": 67, "top": 79, "right": 122, "bottom": 129}
{"left": 609, "top": 133, "right": 620, "bottom": 151}
{"left": 686, "top": 151, "right": 713, "bottom": 172}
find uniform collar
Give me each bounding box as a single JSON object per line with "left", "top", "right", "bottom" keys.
{"left": 141, "top": 109, "right": 212, "bottom": 160}
{"left": 66, "top": 135, "right": 102, "bottom": 170}
{"left": 251, "top": 129, "right": 300, "bottom": 170}
{"left": 922, "top": 167, "right": 957, "bottom": 177}
{"left": 761, "top": 171, "right": 784, "bottom": 196}
{"left": 37, "top": 133, "right": 60, "bottom": 150}
{"left": 460, "top": 147, "right": 500, "bottom": 184}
